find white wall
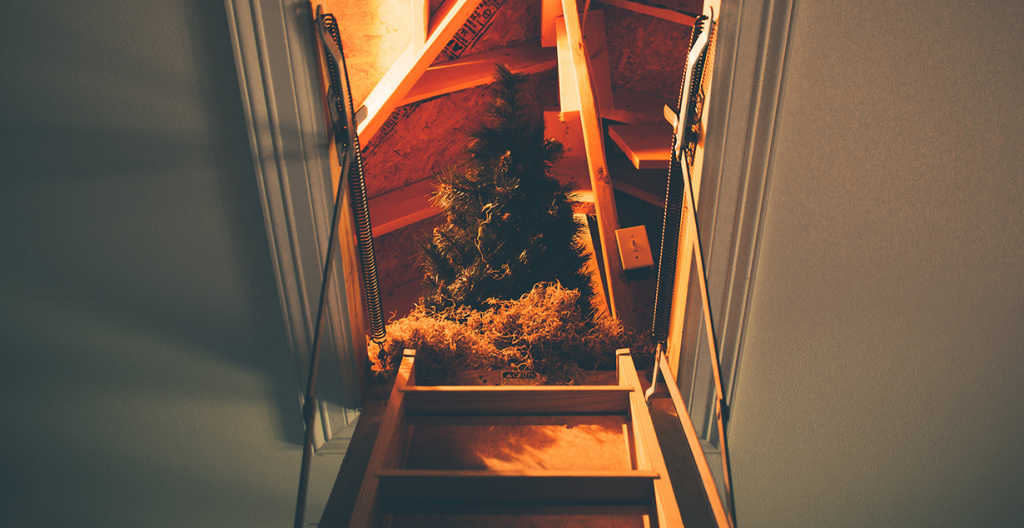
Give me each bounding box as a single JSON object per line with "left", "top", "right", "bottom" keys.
{"left": 0, "top": 1, "right": 341, "bottom": 526}
{"left": 728, "top": 0, "right": 1024, "bottom": 526}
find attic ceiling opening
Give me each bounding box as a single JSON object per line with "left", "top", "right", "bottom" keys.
{"left": 323, "top": 0, "right": 700, "bottom": 329}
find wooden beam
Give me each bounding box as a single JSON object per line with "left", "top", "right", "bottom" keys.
{"left": 368, "top": 177, "right": 440, "bottom": 238}
{"left": 413, "top": 0, "right": 429, "bottom": 53}
{"left": 606, "top": 88, "right": 676, "bottom": 125}
{"left": 377, "top": 469, "right": 658, "bottom": 508}
{"left": 609, "top": 124, "right": 673, "bottom": 170}
{"left": 576, "top": 213, "right": 611, "bottom": 318}
{"left": 357, "top": 0, "right": 484, "bottom": 144}
{"left": 544, "top": 108, "right": 587, "bottom": 159}
{"left": 544, "top": 109, "right": 597, "bottom": 208}
{"left": 617, "top": 349, "right": 685, "bottom": 527}
{"left": 541, "top": 0, "right": 563, "bottom": 47}
{"left": 559, "top": 0, "right": 634, "bottom": 326}
{"left": 598, "top": 0, "right": 698, "bottom": 26}
{"left": 556, "top": 10, "right": 613, "bottom": 115}
{"left": 401, "top": 385, "right": 633, "bottom": 415}
{"left": 606, "top": 142, "right": 667, "bottom": 207}
{"left": 401, "top": 39, "right": 557, "bottom": 106}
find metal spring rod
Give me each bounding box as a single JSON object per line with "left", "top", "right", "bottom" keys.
{"left": 651, "top": 14, "right": 708, "bottom": 344}
{"left": 320, "top": 12, "right": 386, "bottom": 344}
{"left": 294, "top": 9, "right": 387, "bottom": 528}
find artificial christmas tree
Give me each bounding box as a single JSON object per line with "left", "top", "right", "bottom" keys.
{"left": 372, "top": 65, "right": 656, "bottom": 384}
{"left": 419, "top": 64, "right": 594, "bottom": 313}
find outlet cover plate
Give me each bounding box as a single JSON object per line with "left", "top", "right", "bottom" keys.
{"left": 615, "top": 226, "right": 654, "bottom": 270}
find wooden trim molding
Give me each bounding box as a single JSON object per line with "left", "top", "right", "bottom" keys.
{"left": 224, "top": 0, "right": 364, "bottom": 450}
{"left": 673, "top": 0, "right": 796, "bottom": 417}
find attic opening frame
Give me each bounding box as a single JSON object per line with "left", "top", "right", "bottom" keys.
{"left": 223, "top": 0, "right": 795, "bottom": 463}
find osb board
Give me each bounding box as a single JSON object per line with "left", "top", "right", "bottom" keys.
{"left": 324, "top": 0, "right": 413, "bottom": 108}
{"left": 382, "top": 278, "right": 424, "bottom": 322}
{"left": 403, "top": 416, "right": 633, "bottom": 471}
{"left": 362, "top": 70, "right": 560, "bottom": 198}
{"left": 429, "top": 0, "right": 540, "bottom": 66}
{"left": 374, "top": 215, "right": 441, "bottom": 293}
{"left": 602, "top": 4, "right": 691, "bottom": 101}
{"left": 461, "top": 0, "right": 542, "bottom": 56}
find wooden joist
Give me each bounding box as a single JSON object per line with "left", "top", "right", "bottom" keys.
{"left": 598, "top": 0, "right": 700, "bottom": 26}
{"left": 368, "top": 177, "right": 440, "bottom": 238}
{"left": 556, "top": 10, "right": 613, "bottom": 115}
{"left": 558, "top": 0, "right": 634, "bottom": 326}
{"left": 609, "top": 123, "right": 673, "bottom": 170}
{"left": 357, "top": 0, "right": 484, "bottom": 144}
{"left": 402, "top": 39, "right": 557, "bottom": 106}
{"left": 606, "top": 88, "right": 676, "bottom": 125}
{"left": 606, "top": 144, "right": 668, "bottom": 207}
{"left": 412, "top": 0, "right": 429, "bottom": 53}
{"left": 549, "top": 109, "right": 668, "bottom": 208}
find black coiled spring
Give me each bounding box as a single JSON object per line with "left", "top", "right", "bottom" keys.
{"left": 652, "top": 14, "right": 709, "bottom": 344}
{"left": 321, "top": 14, "right": 386, "bottom": 344}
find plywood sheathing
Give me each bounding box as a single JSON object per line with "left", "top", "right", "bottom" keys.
{"left": 324, "top": 0, "right": 413, "bottom": 108}
{"left": 373, "top": 216, "right": 442, "bottom": 294}
{"left": 456, "top": 0, "right": 542, "bottom": 57}
{"left": 602, "top": 4, "right": 691, "bottom": 101}
{"left": 362, "top": 69, "right": 559, "bottom": 199}
{"left": 362, "top": 85, "right": 489, "bottom": 198}
{"left": 428, "top": 0, "right": 542, "bottom": 67}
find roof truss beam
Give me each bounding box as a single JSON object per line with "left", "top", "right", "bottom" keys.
{"left": 357, "top": 0, "right": 484, "bottom": 144}
{"left": 560, "top": 0, "right": 634, "bottom": 326}
{"left": 401, "top": 39, "right": 557, "bottom": 106}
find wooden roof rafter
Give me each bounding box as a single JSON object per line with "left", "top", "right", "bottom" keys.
{"left": 559, "top": 0, "right": 635, "bottom": 326}
{"left": 357, "top": 0, "right": 484, "bottom": 144}
{"left": 598, "top": 0, "right": 699, "bottom": 26}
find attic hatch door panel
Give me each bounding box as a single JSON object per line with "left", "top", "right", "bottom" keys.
{"left": 224, "top": 0, "right": 366, "bottom": 452}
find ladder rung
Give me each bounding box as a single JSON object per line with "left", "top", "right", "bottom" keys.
{"left": 401, "top": 385, "right": 633, "bottom": 415}
{"left": 377, "top": 469, "right": 659, "bottom": 511}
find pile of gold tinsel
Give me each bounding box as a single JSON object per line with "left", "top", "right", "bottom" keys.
{"left": 372, "top": 282, "right": 655, "bottom": 385}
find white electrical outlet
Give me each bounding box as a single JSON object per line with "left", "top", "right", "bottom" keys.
{"left": 615, "top": 226, "right": 654, "bottom": 270}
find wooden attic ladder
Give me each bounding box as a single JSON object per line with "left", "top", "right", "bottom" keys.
{"left": 343, "top": 348, "right": 683, "bottom": 527}
{"left": 304, "top": 0, "right": 735, "bottom": 526}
